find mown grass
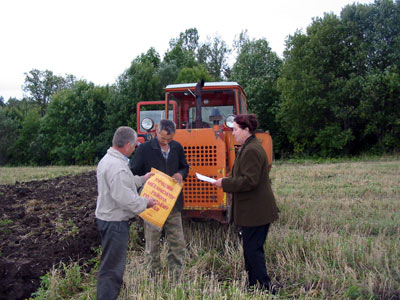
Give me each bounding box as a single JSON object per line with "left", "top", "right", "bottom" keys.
{"left": 0, "top": 166, "right": 96, "bottom": 185}
{"left": 29, "top": 159, "right": 400, "bottom": 299}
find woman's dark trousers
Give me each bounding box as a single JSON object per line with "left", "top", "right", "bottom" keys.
{"left": 241, "top": 223, "right": 271, "bottom": 289}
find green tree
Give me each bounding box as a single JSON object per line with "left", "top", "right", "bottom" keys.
{"left": 232, "top": 30, "right": 250, "bottom": 55}
{"left": 0, "top": 98, "right": 43, "bottom": 164}
{"left": 158, "top": 61, "right": 180, "bottom": 89}
{"left": 341, "top": 0, "right": 400, "bottom": 153}
{"left": 109, "top": 48, "right": 163, "bottom": 134}
{"left": 162, "top": 28, "right": 199, "bottom": 86}
{"left": 198, "top": 35, "right": 231, "bottom": 80}
{"left": 230, "top": 38, "right": 284, "bottom": 155}
{"left": 23, "top": 69, "right": 75, "bottom": 116}
{"left": 2, "top": 98, "right": 35, "bottom": 124}
{"left": 163, "top": 28, "right": 216, "bottom": 84}
{"left": 278, "top": 14, "right": 350, "bottom": 156}
{"left": 176, "top": 65, "right": 214, "bottom": 83}
{"left": 164, "top": 36, "right": 198, "bottom": 70}
{"left": 13, "top": 108, "right": 43, "bottom": 165}
{"left": 0, "top": 107, "right": 18, "bottom": 165}
{"left": 41, "top": 81, "right": 109, "bottom": 165}
{"left": 169, "top": 28, "right": 200, "bottom": 53}
{"left": 278, "top": 0, "right": 400, "bottom": 156}
{"left": 359, "top": 70, "right": 400, "bottom": 153}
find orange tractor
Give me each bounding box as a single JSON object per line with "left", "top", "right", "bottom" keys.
{"left": 136, "top": 80, "right": 273, "bottom": 223}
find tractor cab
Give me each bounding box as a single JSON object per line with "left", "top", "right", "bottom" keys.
{"left": 165, "top": 81, "right": 247, "bottom": 130}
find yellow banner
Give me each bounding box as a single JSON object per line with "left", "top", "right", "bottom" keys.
{"left": 139, "top": 168, "right": 182, "bottom": 229}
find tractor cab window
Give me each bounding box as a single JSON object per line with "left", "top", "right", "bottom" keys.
{"left": 139, "top": 109, "right": 173, "bottom": 132}
{"left": 188, "top": 105, "right": 233, "bottom": 127}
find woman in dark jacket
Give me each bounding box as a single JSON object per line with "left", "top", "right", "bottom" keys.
{"left": 213, "top": 114, "right": 279, "bottom": 293}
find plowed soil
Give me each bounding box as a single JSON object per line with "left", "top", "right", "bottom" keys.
{"left": 0, "top": 171, "right": 100, "bottom": 300}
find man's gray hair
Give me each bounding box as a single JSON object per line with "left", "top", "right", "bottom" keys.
{"left": 157, "top": 119, "right": 176, "bottom": 134}
{"left": 112, "top": 126, "right": 137, "bottom": 148}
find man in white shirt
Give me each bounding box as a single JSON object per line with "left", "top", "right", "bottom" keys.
{"left": 95, "top": 126, "right": 155, "bottom": 300}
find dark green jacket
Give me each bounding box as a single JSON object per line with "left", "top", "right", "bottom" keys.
{"left": 222, "top": 135, "right": 279, "bottom": 227}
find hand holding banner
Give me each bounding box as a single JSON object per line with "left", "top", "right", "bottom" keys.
{"left": 139, "top": 168, "right": 182, "bottom": 230}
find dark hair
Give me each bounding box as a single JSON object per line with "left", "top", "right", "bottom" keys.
{"left": 158, "top": 119, "right": 176, "bottom": 134}
{"left": 234, "top": 114, "right": 258, "bottom": 134}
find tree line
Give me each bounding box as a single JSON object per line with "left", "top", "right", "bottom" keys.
{"left": 1, "top": 0, "right": 399, "bottom": 166}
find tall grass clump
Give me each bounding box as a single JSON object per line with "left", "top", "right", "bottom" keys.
{"left": 30, "top": 262, "right": 96, "bottom": 300}
{"left": 30, "top": 159, "right": 400, "bottom": 299}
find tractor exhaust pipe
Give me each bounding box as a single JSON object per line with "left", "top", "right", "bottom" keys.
{"left": 194, "top": 79, "right": 205, "bottom": 128}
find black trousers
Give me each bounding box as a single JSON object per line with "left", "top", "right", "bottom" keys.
{"left": 96, "top": 219, "right": 130, "bottom": 300}
{"left": 241, "top": 223, "right": 271, "bottom": 289}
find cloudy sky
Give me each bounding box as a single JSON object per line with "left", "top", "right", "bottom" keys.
{"left": 0, "top": 0, "right": 375, "bottom": 100}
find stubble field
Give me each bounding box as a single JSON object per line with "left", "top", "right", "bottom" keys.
{"left": 0, "top": 159, "right": 399, "bottom": 299}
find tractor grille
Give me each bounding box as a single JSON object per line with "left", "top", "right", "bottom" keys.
{"left": 183, "top": 174, "right": 219, "bottom": 204}
{"left": 184, "top": 145, "right": 217, "bottom": 167}
{"left": 177, "top": 129, "right": 226, "bottom": 210}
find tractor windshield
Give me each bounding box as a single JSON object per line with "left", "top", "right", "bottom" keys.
{"left": 167, "top": 88, "right": 237, "bottom": 129}
{"left": 188, "top": 106, "right": 233, "bottom": 127}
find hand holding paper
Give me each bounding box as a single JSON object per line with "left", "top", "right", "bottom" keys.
{"left": 213, "top": 178, "right": 223, "bottom": 188}
{"left": 195, "top": 173, "right": 216, "bottom": 184}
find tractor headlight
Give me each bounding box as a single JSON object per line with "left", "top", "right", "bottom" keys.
{"left": 141, "top": 118, "right": 154, "bottom": 131}
{"left": 225, "top": 115, "right": 235, "bottom": 128}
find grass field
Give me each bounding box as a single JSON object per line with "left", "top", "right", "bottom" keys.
{"left": 0, "top": 166, "right": 96, "bottom": 185}
{"left": 22, "top": 158, "right": 400, "bottom": 299}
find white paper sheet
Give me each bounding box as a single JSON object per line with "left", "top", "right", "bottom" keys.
{"left": 195, "top": 172, "right": 216, "bottom": 184}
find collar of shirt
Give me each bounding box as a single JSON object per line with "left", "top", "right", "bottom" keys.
{"left": 122, "top": 154, "right": 130, "bottom": 163}
{"left": 161, "top": 145, "right": 170, "bottom": 160}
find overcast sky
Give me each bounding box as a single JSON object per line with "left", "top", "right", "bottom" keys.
{"left": 1, "top": 0, "right": 375, "bottom": 101}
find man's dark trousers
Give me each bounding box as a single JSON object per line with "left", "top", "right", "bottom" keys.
{"left": 96, "top": 219, "right": 130, "bottom": 300}
{"left": 242, "top": 223, "right": 271, "bottom": 289}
